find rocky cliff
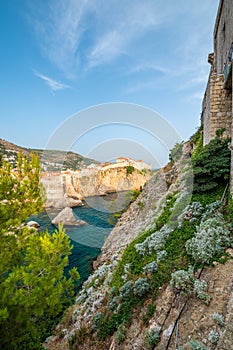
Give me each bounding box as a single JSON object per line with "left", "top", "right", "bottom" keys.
{"left": 45, "top": 134, "right": 233, "bottom": 350}
{"left": 41, "top": 161, "right": 152, "bottom": 208}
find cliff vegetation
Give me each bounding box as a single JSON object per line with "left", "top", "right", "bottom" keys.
{"left": 46, "top": 128, "right": 233, "bottom": 350}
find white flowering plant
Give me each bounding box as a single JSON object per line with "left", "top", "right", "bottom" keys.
{"left": 133, "top": 277, "right": 150, "bottom": 297}
{"left": 208, "top": 330, "right": 219, "bottom": 344}
{"left": 212, "top": 312, "right": 225, "bottom": 326}
{"left": 170, "top": 266, "right": 209, "bottom": 302}
{"left": 185, "top": 215, "right": 232, "bottom": 264}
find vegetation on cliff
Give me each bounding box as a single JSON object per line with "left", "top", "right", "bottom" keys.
{"left": 0, "top": 138, "right": 98, "bottom": 171}
{"left": 0, "top": 154, "right": 79, "bottom": 349}
{"left": 53, "top": 130, "right": 233, "bottom": 350}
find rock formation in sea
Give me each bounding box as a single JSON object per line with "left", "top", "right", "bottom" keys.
{"left": 51, "top": 207, "right": 87, "bottom": 226}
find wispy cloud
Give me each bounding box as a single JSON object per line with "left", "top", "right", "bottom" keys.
{"left": 28, "top": 0, "right": 91, "bottom": 78}
{"left": 27, "top": 0, "right": 164, "bottom": 76}
{"left": 27, "top": 0, "right": 219, "bottom": 106}
{"left": 87, "top": 1, "right": 162, "bottom": 69}
{"left": 33, "top": 70, "right": 71, "bottom": 92}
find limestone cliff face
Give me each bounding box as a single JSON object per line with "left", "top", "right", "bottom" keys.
{"left": 41, "top": 163, "right": 151, "bottom": 208}
{"left": 44, "top": 141, "right": 233, "bottom": 350}
{"left": 74, "top": 167, "right": 150, "bottom": 197}
{"left": 44, "top": 143, "right": 191, "bottom": 350}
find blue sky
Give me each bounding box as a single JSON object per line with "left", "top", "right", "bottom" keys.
{"left": 0, "top": 0, "right": 219, "bottom": 166}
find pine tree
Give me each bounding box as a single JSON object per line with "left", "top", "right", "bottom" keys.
{"left": 0, "top": 154, "right": 79, "bottom": 349}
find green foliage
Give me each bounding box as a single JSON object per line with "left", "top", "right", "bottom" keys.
{"left": 212, "top": 312, "right": 225, "bottom": 326}
{"left": 93, "top": 132, "right": 233, "bottom": 344}
{"left": 190, "top": 126, "right": 203, "bottom": 159}
{"left": 170, "top": 266, "right": 209, "bottom": 302}
{"left": 108, "top": 189, "right": 141, "bottom": 225}
{"left": 227, "top": 192, "right": 233, "bottom": 227}
{"left": 145, "top": 328, "right": 160, "bottom": 347}
{"left": 137, "top": 201, "right": 145, "bottom": 210}
{"left": 208, "top": 330, "right": 219, "bottom": 344}
{"left": 185, "top": 214, "right": 232, "bottom": 264}
{"left": 215, "top": 127, "right": 226, "bottom": 138}
{"left": 169, "top": 142, "right": 184, "bottom": 163}
{"left": 116, "top": 323, "right": 127, "bottom": 344}
{"left": 0, "top": 153, "right": 44, "bottom": 233}
{"left": 142, "top": 303, "right": 156, "bottom": 324}
{"left": 125, "top": 189, "right": 141, "bottom": 202}
{"left": 192, "top": 137, "right": 230, "bottom": 193}
{"left": 125, "top": 165, "right": 135, "bottom": 175}
{"left": 133, "top": 277, "right": 150, "bottom": 297}
{"left": 188, "top": 340, "right": 209, "bottom": 350}
{"left": 110, "top": 194, "right": 178, "bottom": 289}
{"left": 141, "top": 168, "right": 148, "bottom": 175}
{"left": 0, "top": 155, "right": 79, "bottom": 350}
{"left": 191, "top": 185, "right": 225, "bottom": 206}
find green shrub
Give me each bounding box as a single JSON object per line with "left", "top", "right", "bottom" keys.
{"left": 145, "top": 328, "right": 160, "bottom": 347}
{"left": 212, "top": 312, "right": 225, "bottom": 326}
{"left": 142, "top": 304, "right": 156, "bottom": 324}
{"left": 190, "top": 126, "right": 203, "bottom": 159}
{"left": 192, "top": 137, "right": 230, "bottom": 193}
{"left": 208, "top": 330, "right": 219, "bottom": 344}
{"left": 188, "top": 340, "right": 209, "bottom": 350}
{"left": 185, "top": 215, "right": 232, "bottom": 264}
{"left": 116, "top": 323, "right": 127, "bottom": 344}
{"left": 137, "top": 201, "right": 145, "bottom": 209}
{"left": 126, "top": 165, "right": 135, "bottom": 175}
{"left": 169, "top": 142, "right": 184, "bottom": 163}
{"left": 133, "top": 278, "right": 150, "bottom": 297}
{"left": 170, "top": 266, "right": 209, "bottom": 302}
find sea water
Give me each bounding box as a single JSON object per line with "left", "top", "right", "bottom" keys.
{"left": 32, "top": 192, "right": 129, "bottom": 291}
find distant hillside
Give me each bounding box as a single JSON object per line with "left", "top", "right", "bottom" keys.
{"left": 0, "top": 139, "right": 98, "bottom": 171}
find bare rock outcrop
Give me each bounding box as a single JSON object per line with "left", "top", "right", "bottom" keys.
{"left": 41, "top": 160, "right": 152, "bottom": 209}
{"left": 52, "top": 207, "right": 87, "bottom": 226}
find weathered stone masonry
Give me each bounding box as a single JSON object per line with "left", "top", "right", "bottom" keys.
{"left": 202, "top": 74, "right": 232, "bottom": 145}
{"left": 201, "top": 0, "right": 233, "bottom": 192}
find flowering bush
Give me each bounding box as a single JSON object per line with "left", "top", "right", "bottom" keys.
{"left": 156, "top": 250, "right": 167, "bottom": 262}
{"left": 122, "top": 263, "right": 131, "bottom": 282}
{"left": 170, "top": 266, "right": 194, "bottom": 294}
{"left": 145, "top": 328, "right": 160, "bottom": 347}
{"left": 185, "top": 215, "right": 232, "bottom": 264}
{"left": 188, "top": 340, "right": 209, "bottom": 350}
{"left": 135, "top": 225, "right": 172, "bottom": 257}
{"left": 120, "top": 281, "right": 133, "bottom": 299}
{"left": 170, "top": 266, "right": 209, "bottom": 302}
{"left": 208, "top": 330, "right": 219, "bottom": 344}
{"left": 201, "top": 200, "right": 222, "bottom": 221}
{"left": 143, "top": 261, "right": 158, "bottom": 274}
{"left": 193, "top": 280, "right": 209, "bottom": 302}
{"left": 212, "top": 312, "right": 225, "bottom": 326}
{"left": 92, "top": 312, "right": 103, "bottom": 331}
{"left": 133, "top": 278, "right": 150, "bottom": 297}
{"left": 178, "top": 201, "right": 204, "bottom": 225}
{"left": 109, "top": 296, "right": 119, "bottom": 311}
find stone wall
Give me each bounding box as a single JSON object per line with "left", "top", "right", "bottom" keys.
{"left": 203, "top": 74, "right": 232, "bottom": 145}
{"left": 201, "top": 0, "right": 233, "bottom": 146}
{"left": 214, "top": 0, "right": 233, "bottom": 74}
{"left": 201, "top": 75, "right": 211, "bottom": 145}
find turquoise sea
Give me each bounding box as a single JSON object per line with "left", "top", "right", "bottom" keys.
{"left": 32, "top": 192, "right": 128, "bottom": 291}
